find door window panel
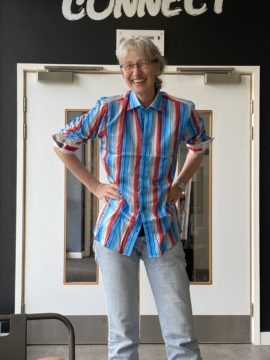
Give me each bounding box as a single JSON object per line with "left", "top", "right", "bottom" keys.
{"left": 178, "top": 110, "right": 212, "bottom": 284}
{"left": 65, "top": 110, "right": 99, "bottom": 284}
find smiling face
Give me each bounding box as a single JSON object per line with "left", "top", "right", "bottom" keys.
{"left": 121, "top": 49, "right": 161, "bottom": 107}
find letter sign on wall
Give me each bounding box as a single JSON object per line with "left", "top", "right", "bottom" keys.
{"left": 62, "top": 0, "right": 225, "bottom": 21}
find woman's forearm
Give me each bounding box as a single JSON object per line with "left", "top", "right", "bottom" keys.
{"left": 53, "top": 147, "right": 100, "bottom": 195}
{"left": 175, "top": 151, "right": 204, "bottom": 185}
{"left": 53, "top": 147, "right": 123, "bottom": 201}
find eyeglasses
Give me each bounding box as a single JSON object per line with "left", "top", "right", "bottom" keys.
{"left": 120, "top": 59, "right": 157, "bottom": 73}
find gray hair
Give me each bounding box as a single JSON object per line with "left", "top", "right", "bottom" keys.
{"left": 116, "top": 36, "right": 166, "bottom": 90}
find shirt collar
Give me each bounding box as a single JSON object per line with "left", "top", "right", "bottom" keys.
{"left": 128, "top": 90, "right": 164, "bottom": 112}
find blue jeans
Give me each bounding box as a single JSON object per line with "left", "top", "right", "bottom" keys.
{"left": 94, "top": 237, "right": 202, "bottom": 360}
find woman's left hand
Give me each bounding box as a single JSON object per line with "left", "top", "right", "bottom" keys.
{"left": 167, "top": 183, "right": 182, "bottom": 205}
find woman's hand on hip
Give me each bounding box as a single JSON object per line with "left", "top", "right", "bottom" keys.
{"left": 93, "top": 183, "right": 124, "bottom": 204}
{"left": 167, "top": 183, "right": 182, "bottom": 205}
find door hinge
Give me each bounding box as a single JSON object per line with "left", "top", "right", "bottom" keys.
{"left": 23, "top": 123, "right": 27, "bottom": 139}
{"left": 251, "top": 126, "right": 254, "bottom": 141}
{"left": 251, "top": 302, "right": 254, "bottom": 317}
{"left": 23, "top": 96, "right": 27, "bottom": 112}
{"left": 250, "top": 99, "right": 254, "bottom": 115}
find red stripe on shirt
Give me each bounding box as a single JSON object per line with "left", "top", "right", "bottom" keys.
{"left": 119, "top": 216, "right": 136, "bottom": 254}
{"left": 63, "top": 113, "right": 87, "bottom": 135}
{"left": 163, "top": 94, "right": 179, "bottom": 105}
{"left": 104, "top": 199, "right": 126, "bottom": 246}
{"left": 167, "top": 228, "right": 176, "bottom": 247}
{"left": 165, "top": 206, "right": 174, "bottom": 220}
{"left": 152, "top": 111, "right": 164, "bottom": 244}
{"left": 87, "top": 106, "right": 107, "bottom": 139}
{"left": 64, "top": 145, "right": 78, "bottom": 152}
{"left": 187, "top": 145, "right": 203, "bottom": 152}
{"left": 95, "top": 203, "right": 109, "bottom": 232}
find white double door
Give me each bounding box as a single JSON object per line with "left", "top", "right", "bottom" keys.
{"left": 16, "top": 64, "right": 253, "bottom": 343}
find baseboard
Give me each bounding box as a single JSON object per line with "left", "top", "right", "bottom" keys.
{"left": 27, "top": 315, "right": 251, "bottom": 344}
{"left": 260, "top": 332, "right": 270, "bottom": 345}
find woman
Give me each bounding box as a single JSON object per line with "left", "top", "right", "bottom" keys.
{"left": 53, "top": 37, "right": 212, "bottom": 360}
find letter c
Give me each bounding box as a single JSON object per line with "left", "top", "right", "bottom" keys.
{"left": 62, "top": 0, "right": 86, "bottom": 20}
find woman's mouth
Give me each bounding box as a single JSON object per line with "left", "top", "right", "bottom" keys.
{"left": 132, "top": 79, "right": 146, "bottom": 84}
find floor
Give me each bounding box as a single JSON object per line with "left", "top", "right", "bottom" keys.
{"left": 27, "top": 344, "right": 270, "bottom": 360}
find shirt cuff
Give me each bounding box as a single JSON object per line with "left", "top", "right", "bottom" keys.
{"left": 52, "top": 133, "right": 80, "bottom": 154}
{"left": 186, "top": 137, "right": 214, "bottom": 153}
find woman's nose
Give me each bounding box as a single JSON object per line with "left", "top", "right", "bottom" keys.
{"left": 133, "top": 64, "right": 142, "bottom": 75}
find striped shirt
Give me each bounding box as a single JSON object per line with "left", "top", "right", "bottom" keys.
{"left": 53, "top": 90, "right": 212, "bottom": 257}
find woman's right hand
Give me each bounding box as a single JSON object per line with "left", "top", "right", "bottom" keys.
{"left": 93, "top": 182, "right": 124, "bottom": 204}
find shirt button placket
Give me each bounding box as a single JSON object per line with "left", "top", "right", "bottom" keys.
{"left": 139, "top": 109, "right": 145, "bottom": 212}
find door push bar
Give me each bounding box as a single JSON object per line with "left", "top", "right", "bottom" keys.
{"left": 0, "top": 313, "right": 75, "bottom": 360}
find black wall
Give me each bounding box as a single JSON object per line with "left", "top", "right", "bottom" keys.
{"left": 1, "top": 0, "right": 269, "bottom": 331}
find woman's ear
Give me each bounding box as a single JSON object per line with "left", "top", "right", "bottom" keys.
{"left": 154, "top": 60, "right": 162, "bottom": 75}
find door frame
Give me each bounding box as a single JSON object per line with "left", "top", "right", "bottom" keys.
{"left": 16, "top": 64, "right": 260, "bottom": 344}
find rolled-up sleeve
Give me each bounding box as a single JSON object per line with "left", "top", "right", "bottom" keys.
{"left": 52, "top": 97, "right": 108, "bottom": 154}
{"left": 182, "top": 102, "right": 214, "bottom": 154}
